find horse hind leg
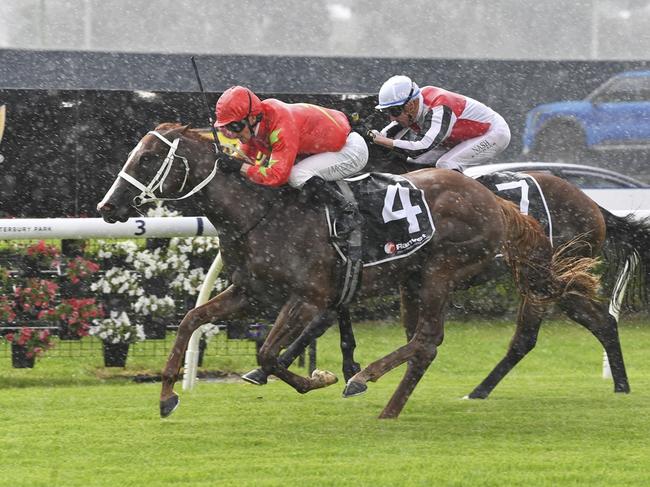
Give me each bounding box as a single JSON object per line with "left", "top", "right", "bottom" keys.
{"left": 597, "top": 251, "right": 639, "bottom": 390}
{"left": 558, "top": 293, "right": 630, "bottom": 393}
{"left": 467, "top": 298, "right": 546, "bottom": 399}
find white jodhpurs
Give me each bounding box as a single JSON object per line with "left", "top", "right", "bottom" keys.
{"left": 435, "top": 113, "right": 511, "bottom": 172}
{"left": 287, "top": 132, "right": 369, "bottom": 189}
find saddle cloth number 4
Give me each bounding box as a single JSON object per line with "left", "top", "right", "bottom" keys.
{"left": 382, "top": 184, "right": 422, "bottom": 233}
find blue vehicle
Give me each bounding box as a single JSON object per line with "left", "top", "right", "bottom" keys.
{"left": 522, "top": 71, "right": 650, "bottom": 162}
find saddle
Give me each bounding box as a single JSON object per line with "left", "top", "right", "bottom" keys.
{"left": 324, "top": 173, "right": 435, "bottom": 305}
{"left": 327, "top": 173, "right": 435, "bottom": 266}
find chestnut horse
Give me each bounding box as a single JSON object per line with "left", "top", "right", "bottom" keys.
{"left": 242, "top": 140, "right": 647, "bottom": 401}
{"left": 97, "top": 123, "right": 596, "bottom": 419}
{"left": 346, "top": 139, "right": 650, "bottom": 399}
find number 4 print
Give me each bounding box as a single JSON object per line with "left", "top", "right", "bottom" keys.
{"left": 382, "top": 184, "right": 422, "bottom": 233}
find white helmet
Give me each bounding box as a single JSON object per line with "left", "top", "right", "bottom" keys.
{"left": 375, "top": 75, "right": 421, "bottom": 110}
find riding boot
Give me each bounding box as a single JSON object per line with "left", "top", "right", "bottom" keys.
{"left": 303, "top": 177, "right": 363, "bottom": 241}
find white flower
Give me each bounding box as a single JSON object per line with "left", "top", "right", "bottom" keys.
{"left": 91, "top": 223, "right": 224, "bottom": 331}
{"left": 145, "top": 203, "right": 181, "bottom": 218}
{"left": 202, "top": 323, "right": 221, "bottom": 341}
{"left": 90, "top": 311, "right": 145, "bottom": 344}
{"left": 132, "top": 294, "right": 176, "bottom": 318}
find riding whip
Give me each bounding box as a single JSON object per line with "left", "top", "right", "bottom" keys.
{"left": 190, "top": 56, "right": 223, "bottom": 153}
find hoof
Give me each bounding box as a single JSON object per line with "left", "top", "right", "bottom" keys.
{"left": 342, "top": 362, "right": 362, "bottom": 382}
{"left": 342, "top": 380, "right": 367, "bottom": 398}
{"left": 242, "top": 368, "right": 268, "bottom": 385}
{"left": 614, "top": 384, "right": 630, "bottom": 394}
{"left": 160, "top": 394, "right": 180, "bottom": 418}
{"left": 311, "top": 369, "right": 338, "bottom": 388}
{"left": 378, "top": 411, "right": 399, "bottom": 420}
{"left": 466, "top": 389, "right": 488, "bottom": 400}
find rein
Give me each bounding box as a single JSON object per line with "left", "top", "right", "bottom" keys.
{"left": 119, "top": 130, "right": 219, "bottom": 207}
{"left": 230, "top": 195, "right": 277, "bottom": 243}
{"left": 119, "top": 128, "right": 276, "bottom": 240}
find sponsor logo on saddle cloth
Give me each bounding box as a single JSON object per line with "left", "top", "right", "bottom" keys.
{"left": 472, "top": 171, "right": 553, "bottom": 245}
{"left": 336, "top": 173, "right": 435, "bottom": 266}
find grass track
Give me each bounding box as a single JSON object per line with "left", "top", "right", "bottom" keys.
{"left": 1, "top": 318, "right": 650, "bottom": 486}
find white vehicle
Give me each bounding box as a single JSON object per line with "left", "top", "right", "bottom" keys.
{"left": 465, "top": 162, "right": 650, "bottom": 217}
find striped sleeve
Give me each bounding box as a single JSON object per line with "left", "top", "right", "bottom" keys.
{"left": 380, "top": 121, "right": 400, "bottom": 137}
{"left": 393, "top": 105, "right": 452, "bottom": 154}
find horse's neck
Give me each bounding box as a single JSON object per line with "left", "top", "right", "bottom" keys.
{"left": 182, "top": 135, "right": 281, "bottom": 235}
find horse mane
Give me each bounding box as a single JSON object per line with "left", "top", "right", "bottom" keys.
{"left": 152, "top": 122, "right": 209, "bottom": 142}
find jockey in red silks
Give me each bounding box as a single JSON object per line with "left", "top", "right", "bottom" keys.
{"left": 370, "top": 75, "right": 511, "bottom": 173}
{"left": 214, "top": 86, "right": 368, "bottom": 236}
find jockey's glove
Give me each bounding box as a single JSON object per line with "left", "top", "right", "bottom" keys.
{"left": 368, "top": 130, "right": 381, "bottom": 142}
{"left": 217, "top": 154, "right": 243, "bottom": 173}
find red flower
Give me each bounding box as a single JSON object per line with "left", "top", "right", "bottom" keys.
{"left": 0, "top": 295, "right": 16, "bottom": 322}
{"left": 14, "top": 279, "right": 59, "bottom": 313}
{"left": 66, "top": 257, "right": 100, "bottom": 284}
{"left": 53, "top": 298, "right": 104, "bottom": 337}
{"left": 6, "top": 326, "right": 54, "bottom": 358}
{"left": 25, "top": 240, "right": 60, "bottom": 269}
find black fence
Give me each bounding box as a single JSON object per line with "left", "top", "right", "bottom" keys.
{"left": 1, "top": 50, "right": 649, "bottom": 218}
{"left": 0, "top": 89, "right": 376, "bottom": 218}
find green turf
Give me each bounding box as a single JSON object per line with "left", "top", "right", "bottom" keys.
{"left": 1, "top": 318, "right": 649, "bottom": 486}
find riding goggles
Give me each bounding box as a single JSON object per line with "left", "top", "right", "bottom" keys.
{"left": 380, "top": 105, "right": 407, "bottom": 117}
{"left": 225, "top": 120, "right": 246, "bottom": 133}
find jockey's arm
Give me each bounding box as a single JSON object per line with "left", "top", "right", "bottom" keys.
{"left": 243, "top": 130, "right": 300, "bottom": 187}
{"left": 372, "top": 106, "right": 452, "bottom": 156}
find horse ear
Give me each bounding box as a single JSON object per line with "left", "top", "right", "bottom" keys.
{"left": 180, "top": 123, "right": 192, "bottom": 133}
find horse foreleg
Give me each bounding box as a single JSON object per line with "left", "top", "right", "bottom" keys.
{"left": 345, "top": 310, "right": 443, "bottom": 419}
{"left": 160, "top": 285, "right": 250, "bottom": 417}
{"left": 344, "top": 267, "right": 449, "bottom": 419}
{"left": 368, "top": 280, "right": 426, "bottom": 418}
{"left": 559, "top": 294, "right": 629, "bottom": 393}
{"left": 337, "top": 306, "right": 361, "bottom": 382}
{"left": 467, "top": 298, "right": 545, "bottom": 399}
{"left": 257, "top": 298, "right": 338, "bottom": 394}
{"left": 400, "top": 276, "right": 421, "bottom": 341}
{"left": 254, "top": 305, "right": 359, "bottom": 385}
{"left": 242, "top": 308, "right": 336, "bottom": 385}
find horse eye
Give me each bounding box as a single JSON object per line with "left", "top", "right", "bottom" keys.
{"left": 139, "top": 154, "right": 152, "bottom": 164}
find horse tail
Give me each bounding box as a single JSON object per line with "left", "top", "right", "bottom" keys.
{"left": 497, "top": 199, "right": 600, "bottom": 303}
{"left": 600, "top": 208, "right": 650, "bottom": 306}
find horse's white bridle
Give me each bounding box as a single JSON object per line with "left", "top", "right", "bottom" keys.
{"left": 117, "top": 130, "right": 219, "bottom": 207}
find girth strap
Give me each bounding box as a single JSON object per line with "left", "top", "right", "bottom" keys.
{"left": 334, "top": 180, "right": 363, "bottom": 306}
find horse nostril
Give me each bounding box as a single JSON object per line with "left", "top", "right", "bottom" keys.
{"left": 97, "top": 202, "right": 113, "bottom": 214}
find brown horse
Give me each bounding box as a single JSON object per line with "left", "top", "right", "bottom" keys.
{"left": 97, "top": 123, "right": 595, "bottom": 419}
{"left": 243, "top": 139, "right": 646, "bottom": 400}
{"left": 344, "top": 139, "right": 650, "bottom": 399}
